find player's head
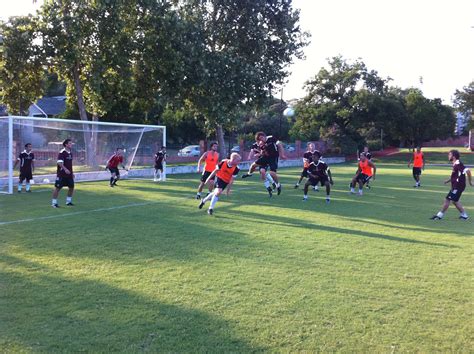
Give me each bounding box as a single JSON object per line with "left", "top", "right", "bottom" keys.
{"left": 229, "top": 152, "right": 241, "bottom": 165}
{"left": 25, "top": 143, "right": 32, "bottom": 151}
{"left": 63, "top": 139, "right": 72, "bottom": 148}
{"left": 312, "top": 150, "right": 322, "bottom": 159}
{"left": 416, "top": 146, "right": 422, "bottom": 152}
{"left": 363, "top": 146, "right": 369, "bottom": 152}
{"left": 116, "top": 147, "right": 123, "bottom": 155}
{"left": 255, "top": 131, "right": 266, "bottom": 142}
{"left": 449, "top": 149, "right": 460, "bottom": 162}
{"left": 360, "top": 152, "right": 367, "bottom": 161}
{"left": 307, "top": 142, "right": 315, "bottom": 151}
{"left": 210, "top": 142, "right": 218, "bottom": 151}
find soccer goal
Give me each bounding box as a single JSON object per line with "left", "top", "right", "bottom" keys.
{"left": 0, "top": 116, "right": 166, "bottom": 194}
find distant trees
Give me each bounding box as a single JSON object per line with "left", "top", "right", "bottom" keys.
{"left": 293, "top": 56, "right": 455, "bottom": 152}
{"left": 454, "top": 81, "right": 474, "bottom": 131}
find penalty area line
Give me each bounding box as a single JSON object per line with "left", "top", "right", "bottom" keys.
{"left": 0, "top": 201, "right": 158, "bottom": 226}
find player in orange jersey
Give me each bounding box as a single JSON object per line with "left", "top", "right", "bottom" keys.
{"left": 198, "top": 153, "right": 241, "bottom": 215}
{"left": 350, "top": 152, "right": 376, "bottom": 195}
{"left": 408, "top": 146, "right": 425, "bottom": 187}
{"left": 196, "top": 142, "right": 219, "bottom": 199}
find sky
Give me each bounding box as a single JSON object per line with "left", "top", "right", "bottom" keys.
{"left": 2, "top": 0, "right": 473, "bottom": 104}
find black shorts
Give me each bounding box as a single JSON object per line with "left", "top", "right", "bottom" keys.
{"left": 201, "top": 170, "right": 215, "bottom": 182}
{"left": 109, "top": 167, "right": 120, "bottom": 176}
{"left": 412, "top": 167, "right": 422, "bottom": 176}
{"left": 55, "top": 177, "right": 74, "bottom": 189}
{"left": 255, "top": 156, "right": 278, "bottom": 172}
{"left": 19, "top": 171, "right": 33, "bottom": 182}
{"left": 446, "top": 189, "right": 464, "bottom": 202}
{"left": 155, "top": 163, "right": 163, "bottom": 170}
{"left": 301, "top": 167, "right": 309, "bottom": 178}
{"left": 356, "top": 173, "right": 371, "bottom": 185}
{"left": 308, "top": 176, "right": 329, "bottom": 186}
{"left": 214, "top": 177, "right": 229, "bottom": 190}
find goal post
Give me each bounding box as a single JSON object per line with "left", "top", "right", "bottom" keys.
{"left": 0, "top": 116, "right": 166, "bottom": 194}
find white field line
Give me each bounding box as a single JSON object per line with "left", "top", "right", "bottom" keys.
{"left": 0, "top": 201, "right": 157, "bottom": 226}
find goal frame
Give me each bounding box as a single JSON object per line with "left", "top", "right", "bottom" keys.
{"left": 0, "top": 116, "right": 166, "bottom": 194}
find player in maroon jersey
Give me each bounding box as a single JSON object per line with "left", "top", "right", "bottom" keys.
{"left": 13, "top": 143, "right": 35, "bottom": 193}
{"left": 51, "top": 139, "right": 75, "bottom": 208}
{"left": 431, "top": 150, "right": 473, "bottom": 220}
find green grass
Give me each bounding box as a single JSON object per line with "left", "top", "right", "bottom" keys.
{"left": 376, "top": 147, "right": 474, "bottom": 165}
{"left": 1, "top": 159, "right": 473, "bottom": 351}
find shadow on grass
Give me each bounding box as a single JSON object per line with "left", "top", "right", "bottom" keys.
{"left": 0, "top": 254, "right": 261, "bottom": 352}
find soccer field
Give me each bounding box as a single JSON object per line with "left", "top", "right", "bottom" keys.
{"left": 1, "top": 162, "right": 473, "bottom": 352}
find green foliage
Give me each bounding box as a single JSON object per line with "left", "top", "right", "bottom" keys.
{"left": 294, "top": 56, "right": 455, "bottom": 151}
{"left": 0, "top": 16, "right": 44, "bottom": 115}
{"left": 454, "top": 81, "right": 474, "bottom": 130}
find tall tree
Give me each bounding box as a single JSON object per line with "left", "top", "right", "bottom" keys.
{"left": 0, "top": 16, "right": 44, "bottom": 115}
{"left": 454, "top": 81, "right": 474, "bottom": 130}
{"left": 176, "top": 0, "right": 309, "bottom": 156}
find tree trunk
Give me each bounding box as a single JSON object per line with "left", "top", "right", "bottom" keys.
{"left": 72, "top": 63, "right": 97, "bottom": 167}
{"left": 216, "top": 124, "right": 226, "bottom": 158}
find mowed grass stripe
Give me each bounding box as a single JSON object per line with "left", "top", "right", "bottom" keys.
{"left": 0, "top": 163, "right": 473, "bottom": 351}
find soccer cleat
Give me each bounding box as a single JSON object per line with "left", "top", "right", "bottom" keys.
{"left": 198, "top": 200, "right": 205, "bottom": 209}
{"left": 267, "top": 187, "right": 273, "bottom": 198}
{"left": 26, "top": 190, "right": 31, "bottom": 193}
{"left": 52, "top": 204, "right": 60, "bottom": 208}
{"left": 207, "top": 208, "right": 213, "bottom": 215}
{"left": 294, "top": 184, "right": 299, "bottom": 189}
{"left": 66, "top": 202, "right": 74, "bottom": 206}
{"left": 326, "top": 198, "right": 330, "bottom": 204}
{"left": 110, "top": 184, "right": 114, "bottom": 187}
{"left": 17, "top": 190, "right": 21, "bottom": 193}
{"left": 459, "top": 215, "right": 469, "bottom": 220}
{"left": 313, "top": 186, "right": 319, "bottom": 192}
{"left": 277, "top": 185, "right": 282, "bottom": 195}
{"left": 366, "top": 184, "right": 371, "bottom": 189}
{"left": 302, "top": 197, "right": 308, "bottom": 202}
{"left": 241, "top": 173, "right": 253, "bottom": 179}
{"left": 430, "top": 215, "right": 442, "bottom": 220}
{"left": 196, "top": 194, "right": 201, "bottom": 199}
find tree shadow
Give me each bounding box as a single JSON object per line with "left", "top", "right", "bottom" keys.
{"left": 0, "top": 254, "right": 262, "bottom": 352}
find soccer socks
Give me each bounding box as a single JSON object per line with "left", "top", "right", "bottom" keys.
{"left": 303, "top": 194, "right": 308, "bottom": 201}
{"left": 52, "top": 198, "right": 58, "bottom": 206}
{"left": 110, "top": 177, "right": 114, "bottom": 185}
{"left": 436, "top": 211, "right": 444, "bottom": 219}
{"left": 18, "top": 184, "right": 22, "bottom": 192}
{"left": 25, "top": 183, "right": 30, "bottom": 192}
{"left": 265, "top": 172, "right": 275, "bottom": 184}
{"left": 210, "top": 194, "right": 219, "bottom": 210}
{"left": 66, "top": 197, "right": 72, "bottom": 204}
{"left": 202, "top": 191, "right": 214, "bottom": 203}
{"left": 264, "top": 180, "right": 271, "bottom": 189}
{"left": 358, "top": 189, "right": 363, "bottom": 195}
{"left": 350, "top": 187, "right": 355, "bottom": 193}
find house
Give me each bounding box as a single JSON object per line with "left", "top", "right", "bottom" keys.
{"left": 28, "top": 96, "right": 67, "bottom": 118}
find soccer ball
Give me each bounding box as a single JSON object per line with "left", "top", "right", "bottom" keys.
{"left": 283, "top": 107, "right": 295, "bottom": 117}
{"left": 43, "top": 178, "right": 50, "bottom": 184}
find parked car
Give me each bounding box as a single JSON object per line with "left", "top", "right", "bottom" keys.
{"left": 178, "top": 145, "right": 201, "bottom": 157}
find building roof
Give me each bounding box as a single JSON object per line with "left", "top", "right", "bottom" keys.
{"left": 32, "top": 96, "right": 66, "bottom": 117}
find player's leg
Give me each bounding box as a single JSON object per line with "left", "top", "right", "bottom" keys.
{"left": 269, "top": 159, "right": 281, "bottom": 195}
{"left": 18, "top": 175, "right": 25, "bottom": 193}
{"left": 431, "top": 195, "right": 452, "bottom": 220}
{"left": 52, "top": 179, "right": 63, "bottom": 207}
{"left": 295, "top": 169, "right": 306, "bottom": 188}
{"left": 453, "top": 201, "right": 469, "bottom": 220}
{"left": 241, "top": 162, "right": 258, "bottom": 178}
{"left": 25, "top": 177, "right": 32, "bottom": 192}
{"left": 302, "top": 179, "right": 313, "bottom": 201}
{"left": 66, "top": 179, "right": 75, "bottom": 206}
{"left": 350, "top": 175, "right": 358, "bottom": 193}
{"left": 260, "top": 166, "right": 273, "bottom": 197}
{"left": 324, "top": 180, "right": 330, "bottom": 203}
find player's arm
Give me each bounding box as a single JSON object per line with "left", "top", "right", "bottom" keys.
{"left": 466, "top": 169, "right": 472, "bottom": 186}
{"left": 57, "top": 161, "right": 71, "bottom": 175}
{"left": 277, "top": 142, "right": 287, "bottom": 159}
{"left": 327, "top": 168, "right": 334, "bottom": 185}
{"left": 197, "top": 152, "right": 208, "bottom": 172}
{"left": 369, "top": 161, "right": 376, "bottom": 180}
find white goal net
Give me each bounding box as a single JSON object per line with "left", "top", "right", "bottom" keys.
{"left": 0, "top": 116, "right": 166, "bottom": 194}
